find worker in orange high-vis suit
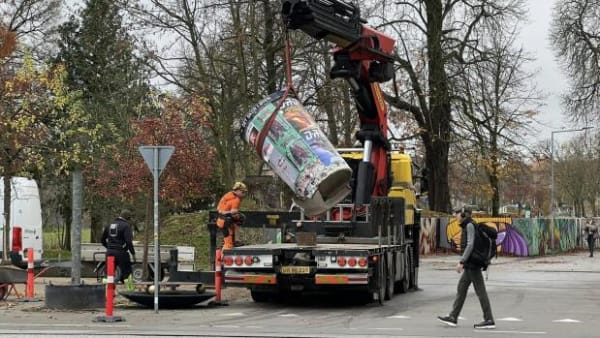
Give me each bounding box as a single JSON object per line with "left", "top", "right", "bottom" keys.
{"left": 216, "top": 181, "right": 248, "bottom": 249}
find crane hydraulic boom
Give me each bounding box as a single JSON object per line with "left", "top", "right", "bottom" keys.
{"left": 281, "top": 0, "right": 396, "bottom": 205}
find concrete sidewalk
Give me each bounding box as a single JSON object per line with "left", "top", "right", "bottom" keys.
{"left": 421, "top": 250, "right": 600, "bottom": 272}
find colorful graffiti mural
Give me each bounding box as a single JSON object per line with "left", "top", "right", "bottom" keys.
{"left": 419, "top": 218, "right": 437, "bottom": 255}
{"left": 427, "top": 217, "right": 581, "bottom": 257}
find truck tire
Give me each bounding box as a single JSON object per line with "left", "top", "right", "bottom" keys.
{"left": 408, "top": 246, "right": 416, "bottom": 289}
{"left": 250, "top": 290, "right": 270, "bottom": 303}
{"left": 384, "top": 255, "right": 394, "bottom": 300}
{"left": 131, "top": 264, "right": 144, "bottom": 283}
{"left": 377, "top": 259, "right": 386, "bottom": 305}
{"left": 395, "top": 249, "right": 409, "bottom": 293}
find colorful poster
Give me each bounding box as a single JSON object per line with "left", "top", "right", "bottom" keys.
{"left": 241, "top": 92, "right": 351, "bottom": 200}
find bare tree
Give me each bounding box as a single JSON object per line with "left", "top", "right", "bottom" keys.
{"left": 125, "top": 0, "right": 284, "bottom": 189}
{"left": 0, "top": 0, "right": 60, "bottom": 60}
{"left": 557, "top": 132, "right": 600, "bottom": 216}
{"left": 551, "top": 0, "right": 600, "bottom": 124}
{"left": 378, "top": 0, "right": 525, "bottom": 212}
{"left": 453, "top": 22, "right": 542, "bottom": 216}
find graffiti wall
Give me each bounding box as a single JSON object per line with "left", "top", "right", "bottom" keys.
{"left": 419, "top": 218, "right": 437, "bottom": 255}
{"left": 425, "top": 217, "right": 584, "bottom": 257}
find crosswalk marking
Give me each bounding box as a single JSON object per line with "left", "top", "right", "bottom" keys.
{"left": 217, "top": 311, "right": 585, "bottom": 325}
{"left": 553, "top": 318, "right": 582, "bottom": 323}
{"left": 486, "top": 330, "right": 546, "bottom": 335}
{"left": 387, "top": 315, "right": 411, "bottom": 319}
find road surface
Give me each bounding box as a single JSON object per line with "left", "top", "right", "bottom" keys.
{"left": 1, "top": 252, "right": 599, "bottom": 337}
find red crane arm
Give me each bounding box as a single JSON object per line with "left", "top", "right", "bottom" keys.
{"left": 282, "top": 0, "right": 395, "bottom": 202}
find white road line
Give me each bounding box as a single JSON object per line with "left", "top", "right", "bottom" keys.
{"left": 279, "top": 313, "right": 299, "bottom": 317}
{"left": 387, "top": 315, "right": 411, "bottom": 319}
{"left": 553, "top": 319, "right": 582, "bottom": 323}
{"left": 0, "top": 323, "right": 130, "bottom": 328}
{"left": 498, "top": 317, "right": 523, "bottom": 321}
{"left": 480, "top": 330, "right": 546, "bottom": 335}
{"left": 213, "top": 324, "right": 240, "bottom": 328}
{"left": 220, "top": 312, "right": 245, "bottom": 316}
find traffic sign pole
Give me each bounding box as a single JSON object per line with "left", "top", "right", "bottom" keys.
{"left": 138, "top": 146, "right": 175, "bottom": 314}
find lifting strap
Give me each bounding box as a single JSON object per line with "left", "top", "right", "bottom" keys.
{"left": 254, "top": 28, "right": 297, "bottom": 159}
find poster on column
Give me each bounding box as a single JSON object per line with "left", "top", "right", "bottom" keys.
{"left": 241, "top": 91, "right": 352, "bottom": 213}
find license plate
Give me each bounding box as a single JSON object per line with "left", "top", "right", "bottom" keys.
{"left": 280, "top": 266, "right": 310, "bottom": 274}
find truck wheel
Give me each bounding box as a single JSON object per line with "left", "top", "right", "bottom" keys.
{"left": 250, "top": 290, "right": 270, "bottom": 303}
{"left": 408, "top": 248, "right": 416, "bottom": 289}
{"left": 395, "top": 250, "right": 409, "bottom": 293}
{"left": 384, "top": 256, "right": 394, "bottom": 300}
{"left": 377, "top": 260, "right": 386, "bottom": 305}
{"left": 131, "top": 264, "right": 144, "bottom": 283}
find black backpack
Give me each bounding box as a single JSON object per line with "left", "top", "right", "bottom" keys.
{"left": 470, "top": 222, "right": 498, "bottom": 270}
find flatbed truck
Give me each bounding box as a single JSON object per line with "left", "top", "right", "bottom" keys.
{"left": 213, "top": 0, "right": 422, "bottom": 304}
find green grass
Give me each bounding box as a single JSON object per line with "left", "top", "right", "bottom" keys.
{"left": 41, "top": 211, "right": 266, "bottom": 271}
{"left": 43, "top": 228, "right": 92, "bottom": 261}
{"left": 43, "top": 214, "right": 212, "bottom": 269}
{"left": 160, "top": 211, "right": 210, "bottom": 269}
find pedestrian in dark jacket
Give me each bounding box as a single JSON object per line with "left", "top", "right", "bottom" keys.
{"left": 438, "top": 207, "right": 495, "bottom": 329}
{"left": 101, "top": 209, "right": 136, "bottom": 283}
{"left": 584, "top": 220, "right": 598, "bottom": 257}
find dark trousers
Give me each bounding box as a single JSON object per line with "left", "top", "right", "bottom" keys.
{"left": 587, "top": 236, "right": 595, "bottom": 257}
{"left": 107, "top": 250, "right": 132, "bottom": 283}
{"left": 450, "top": 267, "right": 493, "bottom": 321}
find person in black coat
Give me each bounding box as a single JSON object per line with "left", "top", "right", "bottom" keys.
{"left": 101, "top": 209, "right": 136, "bottom": 283}
{"left": 584, "top": 220, "right": 598, "bottom": 257}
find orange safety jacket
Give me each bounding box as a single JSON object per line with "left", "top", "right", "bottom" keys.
{"left": 216, "top": 191, "right": 241, "bottom": 228}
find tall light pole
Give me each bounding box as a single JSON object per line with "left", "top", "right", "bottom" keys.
{"left": 550, "top": 126, "right": 592, "bottom": 217}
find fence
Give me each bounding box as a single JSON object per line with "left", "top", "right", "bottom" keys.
{"left": 420, "top": 217, "right": 592, "bottom": 257}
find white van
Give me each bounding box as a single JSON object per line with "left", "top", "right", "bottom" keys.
{"left": 0, "top": 177, "right": 43, "bottom": 268}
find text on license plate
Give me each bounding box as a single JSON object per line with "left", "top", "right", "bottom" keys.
{"left": 280, "top": 266, "right": 310, "bottom": 274}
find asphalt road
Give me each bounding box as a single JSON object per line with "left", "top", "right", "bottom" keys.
{"left": 1, "top": 252, "right": 599, "bottom": 338}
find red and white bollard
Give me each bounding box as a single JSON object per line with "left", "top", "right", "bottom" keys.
{"left": 26, "top": 248, "right": 34, "bottom": 298}
{"left": 212, "top": 249, "right": 227, "bottom": 305}
{"left": 94, "top": 256, "right": 124, "bottom": 322}
{"left": 215, "top": 249, "right": 222, "bottom": 303}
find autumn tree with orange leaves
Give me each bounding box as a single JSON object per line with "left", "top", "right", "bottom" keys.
{"left": 85, "top": 94, "right": 215, "bottom": 278}
{"left": 87, "top": 94, "right": 216, "bottom": 228}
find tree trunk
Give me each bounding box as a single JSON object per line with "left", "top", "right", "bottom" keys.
{"left": 423, "top": 0, "right": 452, "bottom": 212}
{"left": 424, "top": 139, "right": 451, "bottom": 212}
{"left": 2, "top": 175, "right": 12, "bottom": 264}
{"left": 490, "top": 173, "right": 500, "bottom": 217}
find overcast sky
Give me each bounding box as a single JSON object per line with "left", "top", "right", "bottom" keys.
{"left": 60, "top": 0, "right": 583, "bottom": 145}
{"left": 520, "top": 0, "right": 591, "bottom": 144}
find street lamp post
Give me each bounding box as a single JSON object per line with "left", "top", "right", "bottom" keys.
{"left": 550, "top": 126, "right": 592, "bottom": 217}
